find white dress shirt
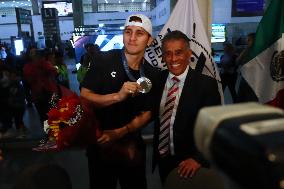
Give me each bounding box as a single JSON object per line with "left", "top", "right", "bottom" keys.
{"left": 159, "top": 66, "right": 189, "bottom": 155}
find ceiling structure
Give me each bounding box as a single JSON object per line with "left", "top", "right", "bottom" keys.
{"left": 90, "top": 0, "right": 147, "bottom": 3}
{"left": 0, "top": 0, "right": 148, "bottom": 9}
{"left": 0, "top": 0, "right": 31, "bottom": 8}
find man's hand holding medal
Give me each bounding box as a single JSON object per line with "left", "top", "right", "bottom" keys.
{"left": 117, "top": 77, "right": 152, "bottom": 100}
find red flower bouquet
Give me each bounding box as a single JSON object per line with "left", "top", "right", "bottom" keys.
{"left": 33, "top": 90, "right": 101, "bottom": 151}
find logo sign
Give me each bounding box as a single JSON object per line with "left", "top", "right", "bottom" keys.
{"left": 270, "top": 50, "right": 284, "bottom": 82}
{"left": 145, "top": 27, "right": 216, "bottom": 79}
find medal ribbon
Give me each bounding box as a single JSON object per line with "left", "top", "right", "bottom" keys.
{"left": 121, "top": 50, "right": 145, "bottom": 81}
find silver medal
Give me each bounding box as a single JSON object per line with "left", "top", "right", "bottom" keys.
{"left": 137, "top": 77, "right": 152, "bottom": 93}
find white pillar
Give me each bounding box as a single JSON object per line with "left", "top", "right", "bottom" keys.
{"left": 197, "top": 0, "right": 212, "bottom": 42}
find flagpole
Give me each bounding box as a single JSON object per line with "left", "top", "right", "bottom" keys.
{"left": 196, "top": 0, "right": 212, "bottom": 38}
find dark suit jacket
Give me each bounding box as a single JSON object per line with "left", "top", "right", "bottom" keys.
{"left": 152, "top": 67, "right": 221, "bottom": 171}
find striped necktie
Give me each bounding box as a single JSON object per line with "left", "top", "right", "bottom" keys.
{"left": 158, "top": 76, "right": 180, "bottom": 156}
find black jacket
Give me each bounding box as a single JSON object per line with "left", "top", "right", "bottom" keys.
{"left": 152, "top": 68, "right": 221, "bottom": 171}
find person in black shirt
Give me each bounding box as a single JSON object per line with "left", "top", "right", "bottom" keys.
{"left": 81, "top": 14, "right": 160, "bottom": 189}
{"left": 220, "top": 43, "right": 238, "bottom": 102}
{"left": 77, "top": 44, "right": 101, "bottom": 89}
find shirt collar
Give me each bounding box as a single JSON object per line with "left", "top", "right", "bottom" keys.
{"left": 168, "top": 66, "right": 189, "bottom": 83}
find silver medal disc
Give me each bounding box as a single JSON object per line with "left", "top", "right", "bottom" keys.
{"left": 137, "top": 77, "right": 152, "bottom": 93}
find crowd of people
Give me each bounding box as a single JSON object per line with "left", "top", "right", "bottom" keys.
{"left": 0, "top": 13, "right": 259, "bottom": 189}
{"left": 217, "top": 32, "right": 257, "bottom": 103}
{"left": 0, "top": 43, "right": 70, "bottom": 139}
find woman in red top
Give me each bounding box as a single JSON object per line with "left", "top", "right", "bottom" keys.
{"left": 23, "top": 48, "right": 58, "bottom": 125}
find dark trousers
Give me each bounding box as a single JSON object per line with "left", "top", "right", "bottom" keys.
{"left": 87, "top": 138, "right": 147, "bottom": 189}
{"left": 0, "top": 115, "right": 12, "bottom": 133}
{"left": 236, "top": 77, "right": 258, "bottom": 102}
{"left": 0, "top": 105, "right": 13, "bottom": 133}
{"left": 11, "top": 107, "right": 25, "bottom": 129}
{"left": 22, "top": 80, "right": 32, "bottom": 105}
{"left": 221, "top": 73, "right": 237, "bottom": 102}
{"left": 158, "top": 155, "right": 180, "bottom": 184}
{"left": 34, "top": 91, "right": 53, "bottom": 125}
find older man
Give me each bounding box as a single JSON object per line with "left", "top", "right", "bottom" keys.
{"left": 153, "top": 30, "right": 221, "bottom": 184}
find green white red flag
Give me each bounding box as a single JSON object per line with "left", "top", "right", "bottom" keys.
{"left": 240, "top": 0, "right": 284, "bottom": 109}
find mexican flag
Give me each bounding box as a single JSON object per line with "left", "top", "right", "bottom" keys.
{"left": 240, "top": 0, "right": 284, "bottom": 109}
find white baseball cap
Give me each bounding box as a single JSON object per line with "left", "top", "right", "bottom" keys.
{"left": 124, "top": 14, "right": 152, "bottom": 36}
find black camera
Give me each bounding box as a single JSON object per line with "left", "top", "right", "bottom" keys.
{"left": 194, "top": 103, "right": 284, "bottom": 189}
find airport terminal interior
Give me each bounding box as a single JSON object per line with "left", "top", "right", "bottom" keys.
{"left": 0, "top": 0, "right": 282, "bottom": 188}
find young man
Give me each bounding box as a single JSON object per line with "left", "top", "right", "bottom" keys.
{"left": 152, "top": 30, "right": 221, "bottom": 184}
{"left": 80, "top": 14, "right": 160, "bottom": 189}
